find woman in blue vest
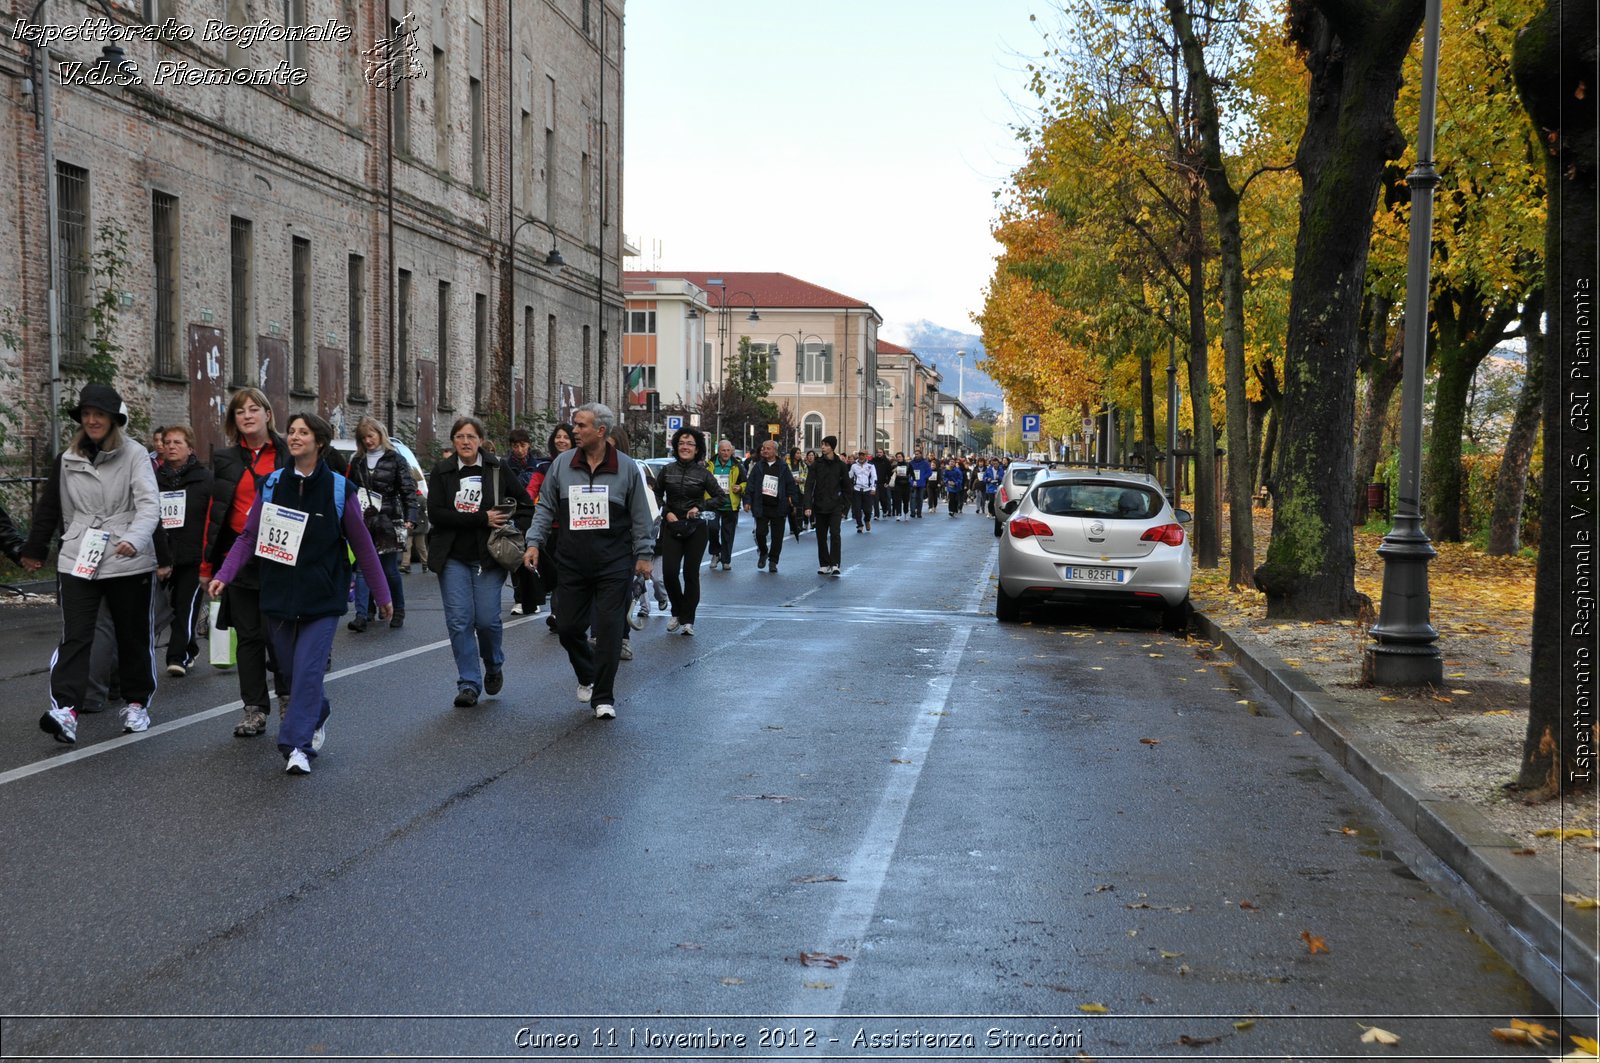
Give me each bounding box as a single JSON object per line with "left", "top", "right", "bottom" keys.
{"left": 209, "top": 413, "right": 391, "bottom": 775}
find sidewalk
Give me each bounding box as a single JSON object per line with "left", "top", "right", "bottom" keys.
{"left": 1192, "top": 515, "right": 1598, "bottom": 1027}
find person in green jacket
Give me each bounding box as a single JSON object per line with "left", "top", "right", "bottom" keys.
{"left": 706, "top": 438, "right": 744, "bottom": 571}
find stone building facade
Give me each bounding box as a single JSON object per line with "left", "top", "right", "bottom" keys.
{"left": 0, "top": 0, "right": 623, "bottom": 465}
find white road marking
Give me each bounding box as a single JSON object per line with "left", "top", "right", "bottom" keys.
{"left": 791, "top": 552, "right": 994, "bottom": 1019}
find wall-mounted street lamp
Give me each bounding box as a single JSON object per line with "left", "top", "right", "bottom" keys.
{"left": 504, "top": 214, "right": 564, "bottom": 427}
{"left": 510, "top": 214, "right": 566, "bottom": 272}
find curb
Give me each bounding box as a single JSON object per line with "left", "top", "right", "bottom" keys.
{"left": 1194, "top": 609, "right": 1599, "bottom": 1023}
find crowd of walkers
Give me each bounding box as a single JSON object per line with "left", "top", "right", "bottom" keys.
{"left": 3, "top": 383, "right": 1017, "bottom": 771}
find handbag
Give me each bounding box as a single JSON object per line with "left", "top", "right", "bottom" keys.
{"left": 487, "top": 516, "right": 526, "bottom": 570}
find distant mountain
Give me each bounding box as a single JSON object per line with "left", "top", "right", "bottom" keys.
{"left": 896, "top": 320, "right": 1003, "bottom": 412}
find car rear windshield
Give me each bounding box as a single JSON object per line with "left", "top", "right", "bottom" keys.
{"left": 1033, "top": 482, "right": 1162, "bottom": 519}
{"left": 1012, "top": 467, "right": 1041, "bottom": 486}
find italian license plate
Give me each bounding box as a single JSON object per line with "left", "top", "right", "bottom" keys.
{"left": 1064, "top": 565, "right": 1126, "bottom": 584}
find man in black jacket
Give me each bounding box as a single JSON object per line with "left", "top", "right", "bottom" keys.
{"left": 802, "top": 436, "right": 850, "bottom": 575}
{"left": 744, "top": 439, "right": 801, "bottom": 573}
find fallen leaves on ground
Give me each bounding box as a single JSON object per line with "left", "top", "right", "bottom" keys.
{"left": 1233, "top": 1019, "right": 1256, "bottom": 1031}
{"left": 1359, "top": 1025, "right": 1400, "bottom": 1045}
{"left": 1300, "top": 930, "right": 1329, "bottom": 954}
{"left": 1140, "top": 737, "right": 1161, "bottom": 745}
{"left": 798, "top": 951, "right": 850, "bottom": 968}
{"left": 1563, "top": 893, "right": 1600, "bottom": 910}
{"left": 1536, "top": 828, "right": 1596, "bottom": 840}
{"left": 1077, "top": 1002, "right": 1110, "bottom": 1013}
{"left": 791, "top": 873, "right": 845, "bottom": 884}
{"left": 1490, "top": 1018, "right": 1557, "bottom": 1047}
{"left": 1177, "top": 1034, "right": 1222, "bottom": 1046}
{"left": 1567, "top": 1033, "right": 1600, "bottom": 1056}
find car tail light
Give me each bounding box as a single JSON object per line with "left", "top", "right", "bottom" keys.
{"left": 1140, "top": 523, "right": 1186, "bottom": 547}
{"left": 1009, "top": 517, "right": 1053, "bottom": 539}
{"left": 998, "top": 486, "right": 1010, "bottom": 506}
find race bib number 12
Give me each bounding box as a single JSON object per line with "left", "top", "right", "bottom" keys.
{"left": 71, "top": 529, "right": 113, "bottom": 578}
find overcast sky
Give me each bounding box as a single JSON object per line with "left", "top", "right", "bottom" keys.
{"left": 621, "top": 0, "right": 1045, "bottom": 343}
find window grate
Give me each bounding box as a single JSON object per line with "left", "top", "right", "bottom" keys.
{"left": 291, "top": 237, "right": 310, "bottom": 391}
{"left": 151, "top": 191, "right": 179, "bottom": 377}
{"left": 230, "top": 217, "right": 252, "bottom": 384}
{"left": 56, "top": 162, "right": 90, "bottom": 367}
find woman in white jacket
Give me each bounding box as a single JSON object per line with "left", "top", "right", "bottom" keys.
{"left": 21, "top": 384, "right": 161, "bottom": 744}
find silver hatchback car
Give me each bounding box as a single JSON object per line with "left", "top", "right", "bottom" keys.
{"left": 995, "top": 466, "right": 1192, "bottom": 631}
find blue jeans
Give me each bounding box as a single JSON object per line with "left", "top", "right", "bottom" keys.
{"left": 438, "top": 559, "right": 506, "bottom": 693}
{"left": 354, "top": 551, "right": 405, "bottom": 615}
{"left": 267, "top": 614, "right": 338, "bottom": 759}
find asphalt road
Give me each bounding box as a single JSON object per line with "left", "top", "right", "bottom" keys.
{"left": 0, "top": 510, "right": 1555, "bottom": 1061}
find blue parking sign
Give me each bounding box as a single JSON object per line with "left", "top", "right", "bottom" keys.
{"left": 665, "top": 415, "right": 683, "bottom": 432}
{"left": 1021, "top": 413, "right": 1041, "bottom": 441}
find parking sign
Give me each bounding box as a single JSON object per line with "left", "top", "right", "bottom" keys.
{"left": 665, "top": 415, "right": 683, "bottom": 432}
{"left": 1021, "top": 414, "right": 1041, "bottom": 442}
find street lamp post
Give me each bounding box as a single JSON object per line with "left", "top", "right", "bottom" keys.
{"left": 25, "top": 0, "right": 138, "bottom": 452}
{"left": 1366, "top": 0, "right": 1444, "bottom": 687}
{"left": 770, "top": 331, "right": 825, "bottom": 449}
{"left": 504, "top": 214, "right": 565, "bottom": 427}
{"left": 691, "top": 281, "right": 758, "bottom": 445}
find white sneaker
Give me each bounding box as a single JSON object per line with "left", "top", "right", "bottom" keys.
{"left": 817, "top": 566, "right": 829, "bottom": 574}
{"left": 593, "top": 702, "right": 616, "bottom": 720}
{"left": 166, "top": 662, "right": 186, "bottom": 677}
{"left": 830, "top": 566, "right": 842, "bottom": 575}
{"left": 312, "top": 724, "right": 326, "bottom": 753}
{"left": 666, "top": 617, "right": 683, "bottom": 633}
{"left": 681, "top": 623, "right": 695, "bottom": 636}
{"left": 577, "top": 683, "right": 593, "bottom": 703}
{"left": 40, "top": 706, "right": 77, "bottom": 744}
{"left": 620, "top": 641, "right": 633, "bottom": 660}
{"left": 285, "top": 749, "right": 311, "bottom": 775}
{"left": 510, "top": 604, "right": 525, "bottom": 616}
{"left": 120, "top": 703, "right": 151, "bottom": 733}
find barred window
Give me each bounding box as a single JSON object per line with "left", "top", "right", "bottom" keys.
{"left": 56, "top": 162, "right": 91, "bottom": 367}
{"left": 151, "top": 191, "right": 180, "bottom": 377}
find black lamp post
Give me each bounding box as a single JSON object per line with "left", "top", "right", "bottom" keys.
{"left": 1366, "top": 0, "right": 1444, "bottom": 686}
{"left": 504, "top": 215, "right": 564, "bottom": 427}
{"left": 694, "top": 281, "right": 758, "bottom": 444}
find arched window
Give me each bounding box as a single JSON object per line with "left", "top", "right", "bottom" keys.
{"left": 803, "top": 412, "right": 825, "bottom": 452}
{"left": 875, "top": 429, "right": 891, "bottom": 451}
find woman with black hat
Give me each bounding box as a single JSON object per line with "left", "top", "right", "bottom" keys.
{"left": 20, "top": 383, "right": 162, "bottom": 744}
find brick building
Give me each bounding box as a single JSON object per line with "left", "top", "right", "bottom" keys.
{"left": 0, "top": 0, "right": 624, "bottom": 464}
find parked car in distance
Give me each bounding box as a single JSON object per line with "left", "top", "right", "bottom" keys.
{"left": 995, "top": 465, "right": 1192, "bottom": 631}
{"left": 994, "top": 461, "right": 1045, "bottom": 537}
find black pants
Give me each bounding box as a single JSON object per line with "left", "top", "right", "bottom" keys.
{"left": 851, "top": 491, "right": 874, "bottom": 529}
{"left": 165, "top": 562, "right": 204, "bottom": 667}
{"left": 658, "top": 520, "right": 710, "bottom": 623}
{"left": 52, "top": 571, "right": 156, "bottom": 712}
{"left": 876, "top": 483, "right": 892, "bottom": 518}
{"left": 754, "top": 512, "right": 786, "bottom": 564}
{"left": 513, "top": 564, "right": 545, "bottom": 611}
{"left": 714, "top": 510, "right": 739, "bottom": 565}
{"left": 814, "top": 509, "right": 843, "bottom": 567}
{"left": 554, "top": 563, "right": 633, "bottom": 707}
{"left": 948, "top": 490, "right": 962, "bottom": 515}
{"left": 224, "top": 583, "right": 288, "bottom": 711}
{"left": 893, "top": 483, "right": 910, "bottom": 516}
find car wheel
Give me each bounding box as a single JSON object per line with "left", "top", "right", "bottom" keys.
{"left": 1162, "top": 596, "right": 1192, "bottom": 635}
{"left": 996, "top": 583, "right": 1021, "bottom": 623}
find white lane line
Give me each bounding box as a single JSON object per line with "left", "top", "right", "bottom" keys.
{"left": 791, "top": 551, "right": 994, "bottom": 1018}
{"left": 0, "top": 615, "right": 542, "bottom": 789}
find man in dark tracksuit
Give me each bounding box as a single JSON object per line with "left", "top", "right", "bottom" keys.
{"left": 803, "top": 436, "right": 850, "bottom": 575}
{"left": 523, "top": 404, "right": 655, "bottom": 720}
{"left": 743, "top": 439, "right": 801, "bottom": 573}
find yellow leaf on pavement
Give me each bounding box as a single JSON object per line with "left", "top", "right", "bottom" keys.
{"left": 1562, "top": 894, "right": 1600, "bottom": 910}
{"left": 1569, "top": 1033, "right": 1599, "bottom": 1055}
{"left": 1536, "top": 828, "right": 1596, "bottom": 840}
{"left": 1077, "top": 1002, "right": 1110, "bottom": 1013}
{"left": 1233, "top": 1019, "right": 1256, "bottom": 1031}
{"left": 1301, "top": 930, "right": 1329, "bottom": 954}
{"left": 1359, "top": 1026, "right": 1400, "bottom": 1045}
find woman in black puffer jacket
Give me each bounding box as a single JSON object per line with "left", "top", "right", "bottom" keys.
{"left": 653, "top": 427, "right": 727, "bottom": 634}
{"left": 154, "top": 424, "right": 214, "bottom": 675}
{"left": 347, "top": 417, "right": 417, "bottom": 631}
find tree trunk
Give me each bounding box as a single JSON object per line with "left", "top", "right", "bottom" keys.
{"left": 1248, "top": 399, "right": 1268, "bottom": 494}
{"left": 1185, "top": 225, "right": 1220, "bottom": 570}
{"left": 1254, "top": 0, "right": 1424, "bottom": 619}
{"left": 1140, "top": 346, "right": 1157, "bottom": 472}
{"left": 1166, "top": 0, "right": 1254, "bottom": 588}
{"left": 1513, "top": 0, "right": 1595, "bottom": 796}
{"left": 1487, "top": 289, "right": 1544, "bottom": 555}
{"left": 1351, "top": 309, "right": 1403, "bottom": 525}
{"left": 1423, "top": 286, "right": 1519, "bottom": 541}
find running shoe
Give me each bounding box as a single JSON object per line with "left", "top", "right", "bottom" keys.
{"left": 577, "top": 683, "right": 593, "bottom": 703}
{"left": 285, "top": 749, "right": 311, "bottom": 775}
{"left": 120, "top": 703, "right": 151, "bottom": 733}
{"left": 593, "top": 702, "right": 615, "bottom": 720}
{"left": 40, "top": 706, "right": 77, "bottom": 744}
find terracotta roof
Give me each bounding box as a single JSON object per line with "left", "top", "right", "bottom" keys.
{"left": 876, "top": 339, "right": 914, "bottom": 356}
{"left": 626, "top": 271, "right": 876, "bottom": 313}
